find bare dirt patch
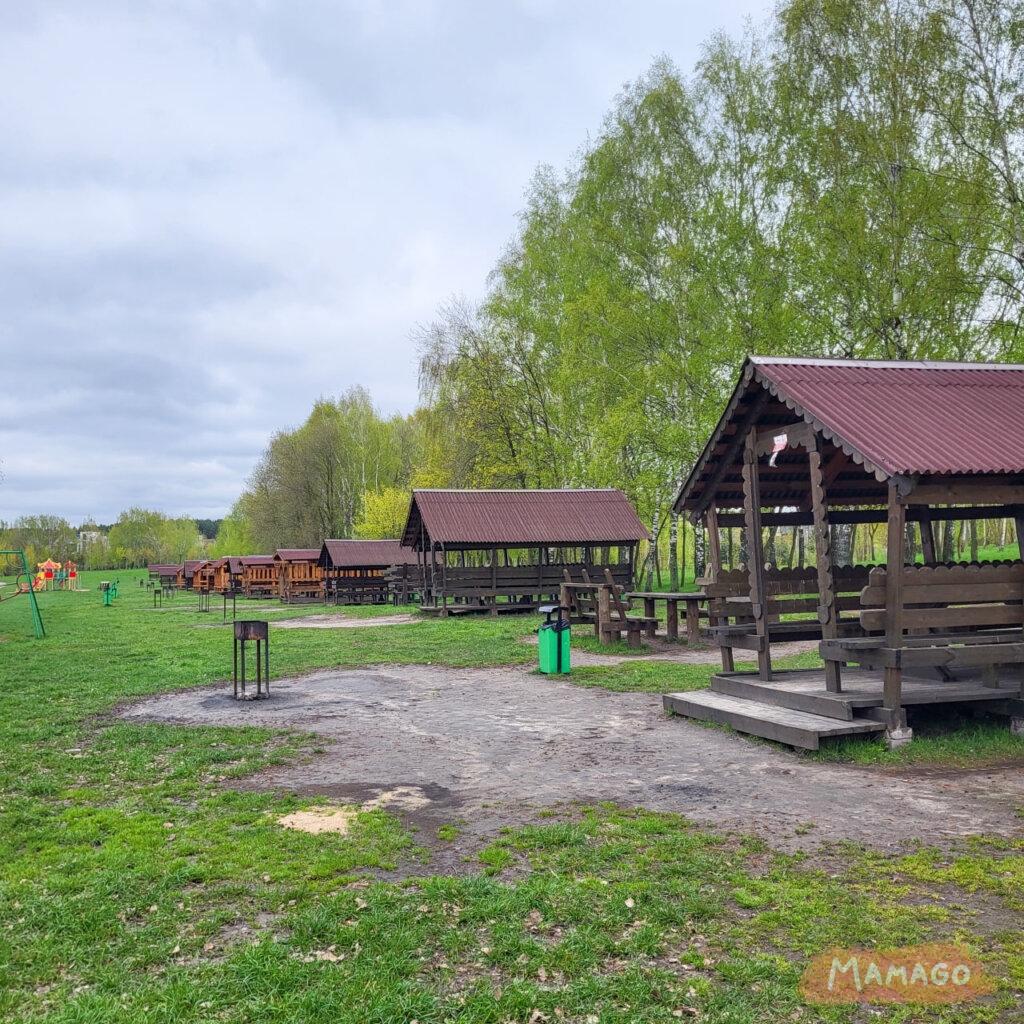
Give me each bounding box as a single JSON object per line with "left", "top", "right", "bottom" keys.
{"left": 277, "top": 785, "right": 434, "bottom": 835}
{"left": 120, "top": 662, "right": 1024, "bottom": 854}
{"left": 274, "top": 613, "right": 420, "bottom": 629}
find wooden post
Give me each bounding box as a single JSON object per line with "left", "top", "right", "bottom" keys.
{"left": 742, "top": 431, "right": 772, "bottom": 680}
{"left": 808, "top": 441, "right": 841, "bottom": 692}
{"left": 597, "top": 585, "right": 612, "bottom": 644}
{"left": 491, "top": 548, "right": 498, "bottom": 616}
{"left": 884, "top": 485, "right": 909, "bottom": 741}
{"left": 706, "top": 504, "right": 733, "bottom": 671}
{"left": 440, "top": 544, "right": 448, "bottom": 617}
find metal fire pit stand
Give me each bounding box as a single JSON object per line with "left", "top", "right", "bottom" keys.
{"left": 233, "top": 620, "right": 269, "bottom": 699}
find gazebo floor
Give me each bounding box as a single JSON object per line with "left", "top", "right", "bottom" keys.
{"left": 664, "top": 667, "right": 1022, "bottom": 750}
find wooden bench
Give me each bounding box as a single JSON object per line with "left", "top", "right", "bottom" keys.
{"left": 601, "top": 569, "right": 658, "bottom": 648}
{"left": 704, "top": 566, "right": 874, "bottom": 670}
{"left": 558, "top": 570, "right": 656, "bottom": 648}
{"left": 820, "top": 562, "right": 1024, "bottom": 686}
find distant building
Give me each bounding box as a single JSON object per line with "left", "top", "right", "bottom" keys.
{"left": 77, "top": 530, "right": 104, "bottom": 554}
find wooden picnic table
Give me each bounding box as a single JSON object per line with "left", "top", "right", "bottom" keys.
{"left": 626, "top": 591, "right": 707, "bottom": 644}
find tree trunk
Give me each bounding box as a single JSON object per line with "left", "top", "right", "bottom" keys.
{"left": 694, "top": 524, "right": 706, "bottom": 581}
{"left": 940, "top": 519, "right": 954, "bottom": 563}
{"left": 833, "top": 523, "right": 854, "bottom": 566}
{"left": 668, "top": 513, "right": 679, "bottom": 591}
{"left": 970, "top": 519, "right": 979, "bottom": 562}
{"left": 904, "top": 522, "right": 917, "bottom": 565}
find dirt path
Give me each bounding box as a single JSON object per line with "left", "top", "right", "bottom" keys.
{"left": 119, "top": 662, "right": 1024, "bottom": 853}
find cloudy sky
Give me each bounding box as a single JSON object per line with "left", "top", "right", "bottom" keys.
{"left": 0, "top": 0, "right": 771, "bottom": 526}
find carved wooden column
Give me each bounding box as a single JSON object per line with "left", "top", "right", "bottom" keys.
{"left": 705, "top": 503, "right": 733, "bottom": 672}
{"left": 742, "top": 431, "right": 771, "bottom": 680}
{"left": 808, "top": 440, "right": 841, "bottom": 692}
{"left": 884, "top": 484, "right": 908, "bottom": 738}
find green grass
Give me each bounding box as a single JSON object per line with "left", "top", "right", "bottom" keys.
{"left": 0, "top": 573, "right": 1022, "bottom": 1020}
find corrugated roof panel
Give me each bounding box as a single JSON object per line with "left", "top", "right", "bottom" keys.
{"left": 240, "top": 555, "right": 275, "bottom": 566}
{"left": 756, "top": 360, "right": 1024, "bottom": 476}
{"left": 405, "top": 489, "right": 649, "bottom": 548}
{"left": 274, "top": 549, "right": 321, "bottom": 562}
{"left": 321, "top": 539, "right": 411, "bottom": 567}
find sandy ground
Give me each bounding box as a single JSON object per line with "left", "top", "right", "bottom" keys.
{"left": 119, "top": 660, "right": 1024, "bottom": 853}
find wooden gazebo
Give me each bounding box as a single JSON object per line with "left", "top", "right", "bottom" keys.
{"left": 239, "top": 556, "right": 278, "bottom": 599}
{"left": 319, "top": 539, "right": 414, "bottom": 605}
{"left": 274, "top": 549, "right": 323, "bottom": 603}
{"left": 401, "top": 488, "right": 649, "bottom": 615}
{"left": 666, "top": 357, "right": 1024, "bottom": 748}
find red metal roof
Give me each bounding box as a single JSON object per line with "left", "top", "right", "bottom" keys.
{"left": 240, "top": 555, "right": 275, "bottom": 567}
{"left": 402, "top": 489, "right": 649, "bottom": 550}
{"left": 676, "top": 357, "right": 1024, "bottom": 515}
{"left": 320, "top": 539, "right": 412, "bottom": 568}
{"left": 273, "top": 549, "right": 321, "bottom": 563}
{"left": 755, "top": 358, "right": 1024, "bottom": 477}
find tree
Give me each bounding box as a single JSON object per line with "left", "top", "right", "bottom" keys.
{"left": 353, "top": 488, "right": 412, "bottom": 539}
{"left": 235, "top": 388, "right": 423, "bottom": 550}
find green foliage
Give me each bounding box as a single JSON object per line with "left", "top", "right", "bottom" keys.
{"left": 106, "top": 508, "right": 205, "bottom": 568}
{"left": 352, "top": 487, "right": 411, "bottom": 539}
{"left": 237, "top": 388, "right": 422, "bottom": 550}
{"left": 0, "top": 515, "right": 77, "bottom": 565}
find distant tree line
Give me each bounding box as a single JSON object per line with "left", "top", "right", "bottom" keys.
{"left": 0, "top": 511, "right": 218, "bottom": 572}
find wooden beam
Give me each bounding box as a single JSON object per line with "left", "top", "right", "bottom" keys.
{"left": 716, "top": 503, "right": 1024, "bottom": 529}
{"left": 691, "top": 390, "right": 769, "bottom": 519}
{"left": 904, "top": 482, "right": 1024, "bottom": 506}
{"left": 742, "top": 430, "right": 772, "bottom": 680}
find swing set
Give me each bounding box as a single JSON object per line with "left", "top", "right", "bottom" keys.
{"left": 0, "top": 550, "right": 46, "bottom": 638}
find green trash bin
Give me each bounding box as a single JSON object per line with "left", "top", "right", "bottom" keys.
{"left": 538, "top": 605, "right": 570, "bottom": 674}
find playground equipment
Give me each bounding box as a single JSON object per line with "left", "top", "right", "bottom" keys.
{"left": 0, "top": 550, "right": 46, "bottom": 638}
{"left": 37, "top": 558, "right": 61, "bottom": 590}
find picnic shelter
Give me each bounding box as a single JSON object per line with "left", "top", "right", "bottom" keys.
{"left": 319, "top": 539, "right": 415, "bottom": 605}
{"left": 400, "top": 488, "right": 649, "bottom": 615}
{"left": 667, "top": 356, "right": 1024, "bottom": 749}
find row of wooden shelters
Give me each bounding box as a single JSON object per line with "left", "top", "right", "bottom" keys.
{"left": 143, "top": 488, "right": 651, "bottom": 611}
{"left": 666, "top": 356, "right": 1024, "bottom": 749}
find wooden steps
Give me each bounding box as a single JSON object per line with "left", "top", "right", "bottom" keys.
{"left": 665, "top": 666, "right": 1023, "bottom": 749}
{"left": 709, "top": 674, "right": 878, "bottom": 721}
{"left": 663, "top": 691, "right": 885, "bottom": 750}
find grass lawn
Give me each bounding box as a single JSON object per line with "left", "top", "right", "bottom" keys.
{"left": 0, "top": 572, "right": 1021, "bottom": 1022}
